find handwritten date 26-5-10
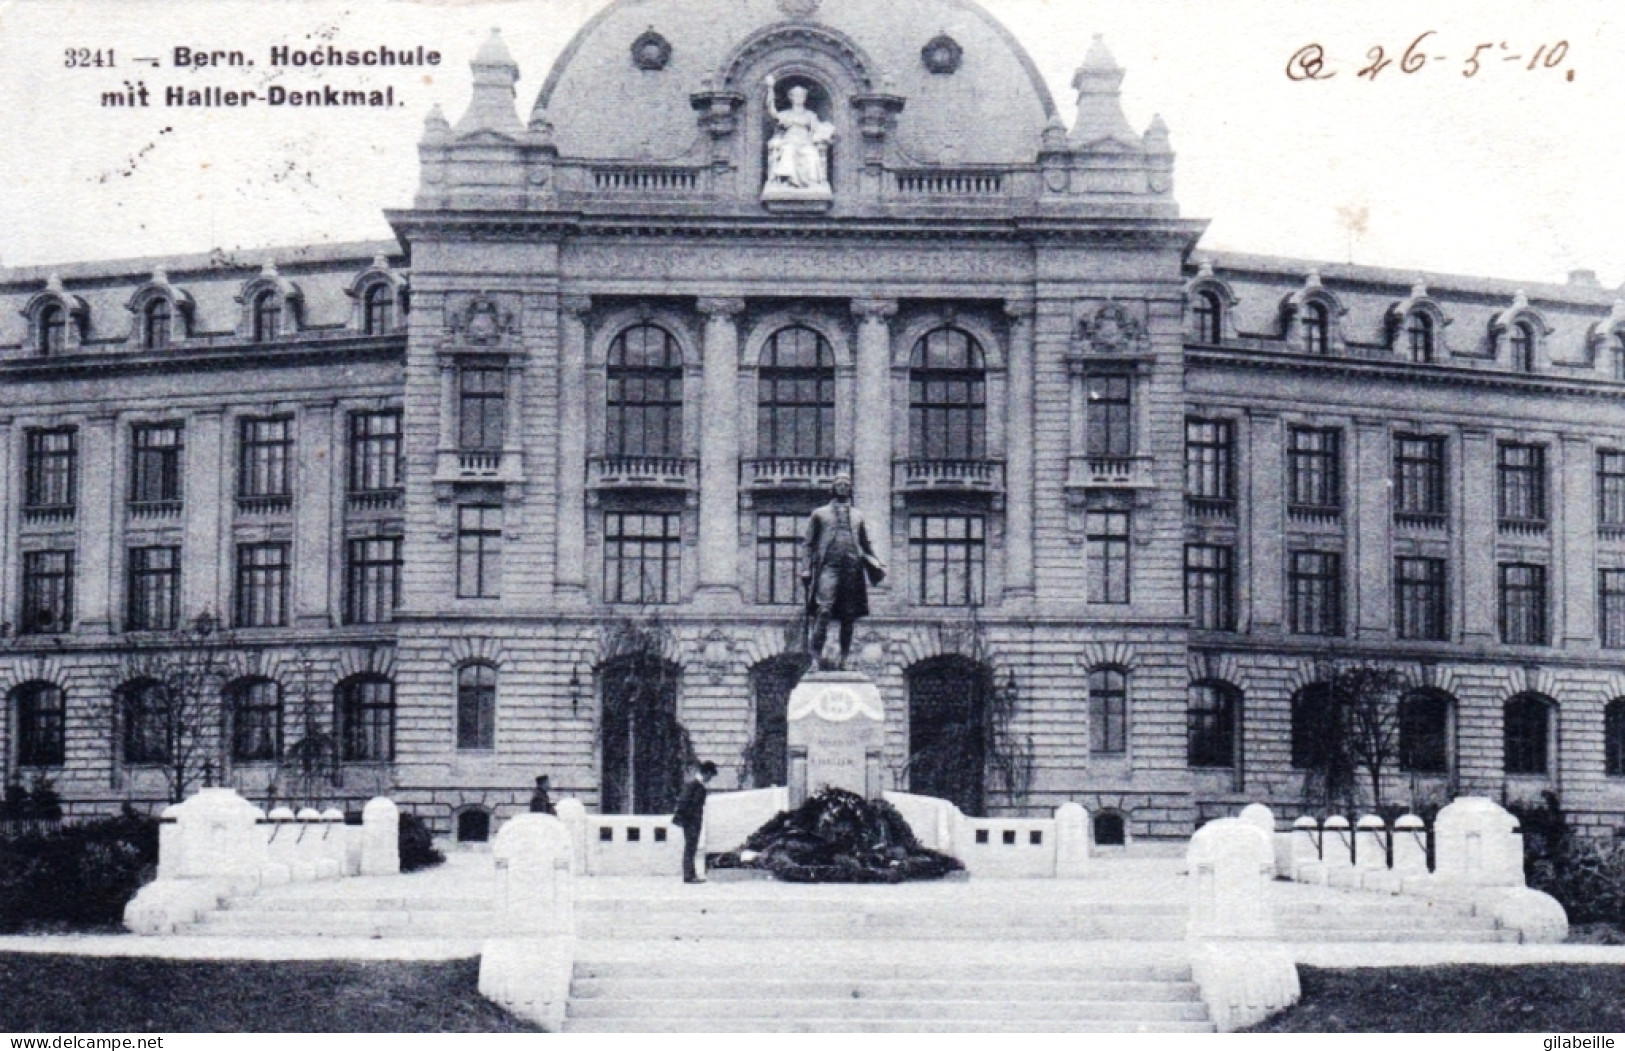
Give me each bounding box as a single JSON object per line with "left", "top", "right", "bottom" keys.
{"left": 1288, "top": 33, "right": 1574, "bottom": 83}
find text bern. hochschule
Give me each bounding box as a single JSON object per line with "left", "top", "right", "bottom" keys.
{"left": 165, "top": 45, "right": 441, "bottom": 108}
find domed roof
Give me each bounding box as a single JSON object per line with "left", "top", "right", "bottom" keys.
{"left": 535, "top": 0, "right": 1057, "bottom": 166}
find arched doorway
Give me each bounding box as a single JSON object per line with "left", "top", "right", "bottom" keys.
{"left": 599, "top": 654, "right": 688, "bottom": 815}
{"left": 906, "top": 655, "right": 988, "bottom": 816}
{"left": 747, "top": 653, "right": 809, "bottom": 788}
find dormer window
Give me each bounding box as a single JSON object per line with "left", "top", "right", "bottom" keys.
{"left": 144, "top": 298, "right": 172, "bottom": 350}
{"left": 1405, "top": 312, "right": 1434, "bottom": 363}
{"left": 1511, "top": 321, "right": 1536, "bottom": 373}
{"left": 1302, "top": 302, "right": 1329, "bottom": 355}
{"left": 39, "top": 304, "right": 66, "bottom": 356}
{"left": 1193, "top": 289, "right": 1222, "bottom": 345}
{"left": 363, "top": 283, "right": 393, "bottom": 335}
{"left": 252, "top": 290, "right": 280, "bottom": 343}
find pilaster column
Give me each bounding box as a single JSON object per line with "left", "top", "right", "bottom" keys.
{"left": 0, "top": 419, "right": 12, "bottom": 635}
{"left": 503, "top": 357, "right": 526, "bottom": 457}
{"left": 696, "top": 297, "right": 745, "bottom": 599}
{"left": 1459, "top": 429, "right": 1496, "bottom": 643}
{"left": 1247, "top": 412, "right": 1283, "bottom": 633}
{"left": 438, "top": 357, "right": 457, "bottom": 452}
{"left": 852, "top": 299, "right": 897, "bottom": 586}
{"left": 1353, "top": 419, "right": 1390, "bottom": 637}
{"left": 182, "top": 409, "right": 225, "bottom": 621}
{"left": 1004, "top": 300, "right": 1036, "bottom": 599}
{"left": 75, "top": 414, "right": 117, "bottom": 633}
{"left": 555, "top": 295, "right": 591, "bottom": 599}
{"left": 293, "top": 402, "right": 336, "bottom": 628}
{"left": 1560, "top": 434, "right": 1592, "bottom": 645}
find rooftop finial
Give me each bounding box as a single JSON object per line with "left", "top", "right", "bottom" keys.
{"left": 454, "top": 28, "right": 523, "bottom": 136}
{"left": 1068, "top": 34, "right": 1140, "bottom": 150}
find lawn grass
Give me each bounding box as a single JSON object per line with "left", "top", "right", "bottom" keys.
{"left": 0, "top": 954, "right": 538, "bottom": 1033}
{"left": 1250, "top": 965, "right": 1625, "bottom": 1033}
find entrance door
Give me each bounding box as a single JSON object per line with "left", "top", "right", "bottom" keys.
{"left": 906, "top": 655, "right": 987, "bottom": 816}
{"left": 747, "top": 653, "right": 809, "bottom": 788}
{"left": 599, "top": 655, "right": 687, "bottom": 814}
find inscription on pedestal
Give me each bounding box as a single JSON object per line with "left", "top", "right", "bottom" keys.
{"left": 786, "top": 671, "right": 884, "bottom": 804}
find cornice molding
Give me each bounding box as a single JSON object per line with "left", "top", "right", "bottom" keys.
{"left": 1187, "top": 345, "right": 1625, "bottom": 400}
{"left": 0, "top": 335, "right": 404, "bottom": 383}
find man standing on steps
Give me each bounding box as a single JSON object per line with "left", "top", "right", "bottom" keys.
{"left": 673, "top": 760, "right": 717, "bottom": 884}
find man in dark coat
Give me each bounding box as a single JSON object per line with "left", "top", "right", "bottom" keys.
{"left": 802, "top": 474, "right": 885, "bottom": 669}
{"left": 672, "top": 760, "right": 717, "bottom": 883}
{"left": 528, "top": 775, "right": 555, "bottom": 815}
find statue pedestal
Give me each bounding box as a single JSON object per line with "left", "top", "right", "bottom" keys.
{"left": 786, "top": 671, "right": 884, "bottom": 806}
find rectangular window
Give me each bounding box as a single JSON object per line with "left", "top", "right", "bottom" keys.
{"left": 1086, "top": 511, "right": 1130, "bottom": 604}
{"left": 1499, "top": 562, "right": 1547, "bottom": 645}
{"left": 603, "top": 512, "right": 680, "bottom": 604}
{"left": 349, "top": 410, "right": 402, "bottom": 493}
{"left": 234, "top": 542, "right": 289, "bottom": 628}
{"left": 909, "top": 514, "right": 985, "bottom": 607}
{"left": 1085, "top": 375, "right": 1132, "bottom": 458}
{"left": 1089, "top": 671, "right": 1127, "bottom": 755}
{"left": 130, "top": 422, "right": 183, "bottom": 506}
{"left": 1498, "top": 443, "right": 1546, "bottom": 523}
{"left": 1601, "top": 570, "right": 1625, "bottom": 649}
{"left": 755, "top": 513, "right": 804, "bottom": 606}
{"left": 24, "top": 428, "right": 76, "bottom": 509}
{"left": 1395, "top": 556, "right": 1448, "bottom": 641}
{"left": 458, "top": 365, "right": 506, "bottom": 452}
{"left": 1287, "top": 426, "right": 1341, "bottom": 510}
{"left": 345, "top": 536, "right": 402, "bottom": 625}
{"left": 1394, "top": 434, "right": 1446, "bottom": 519}
{"left": 1599, "top": 451, "right": 1625, "bottom": 529}
{"left": 20, "top": 550, "right": 73, "bottom": 634}
{"left": 1185, "top": 544, "right": 1235, "bottom": 631}
{"left": 238, "top": 417, "right": 292, "bottom": 499}
{"left": 1288, "top": 550, "right": 1343, "bottom": 636}
{"left": 1184, "top": 418, "right": 1234, "bottom": 503}
{"left": 126, "top": 546, "right": 180, "bottom": 632}
{"left": 457, "top": 505, "right": 503, "bottom": 599}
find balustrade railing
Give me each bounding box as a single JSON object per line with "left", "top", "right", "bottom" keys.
{"left": 591, "top": 167, "right": 701, "bottom": 193}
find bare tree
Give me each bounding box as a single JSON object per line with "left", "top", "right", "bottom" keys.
{"left": 1300, "top": 658, "right": 1408, "bottom": 814}
{"left": 275, "top": 647, "right": 339, "bottom": 811}
{"left": 117, "top": 612, "right": 244, "bottom": 804}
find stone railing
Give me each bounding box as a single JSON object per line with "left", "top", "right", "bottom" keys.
{"left": 741, "top": 457, "right": 850, "bottom": 492}
{"left": 128, "top": 499, "right": 183, "bottom": 521}
{"left": 590, "top": 166, "right": 703, "bottom": 194}
{"left": 587, "top": 455, "right": 698, "bottom": 492}
{"left": 892, "top": 458, "right": 1005, "bottom": 496}
{"left": 125, "top": 789, "right": 401, "bottom": 934}
{"left": 433, "top": 448, "right": 523, "bottom": 485}
{"left": 891, "top": 169, "right": 1007, "bottom": 199}
{"left": 1065, "top": 454, "right": 1155, "bottom": 491}
{"left": 884, "top": 791, "right": 1088, "bottom": 878}
{"left": 347, "top": 488, "right": 403, "bottom": 512}
{"left": 1279, "top": 796, "right": 1567, "bottom": 942}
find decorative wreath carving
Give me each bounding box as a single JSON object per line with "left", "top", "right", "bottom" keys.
{"left": 630, "top": 28, "right": 671, "bottom": 72}
{"left": 1078, "top": 301, "right": 1146, "bottom": 354}
{"left": 922, "top": 34, "right": 962, "bottom": 75}
{"left": 448, "top": 294, "right": 517, "bottom": 346}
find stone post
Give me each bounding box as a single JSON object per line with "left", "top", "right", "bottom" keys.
{"left": 361, "top": 796, "right": 401, "bottom": 877}
{"left": 851, "top": 299, "right": 896, "bottom": 593}
{"left": 479, "top": 814, "right": 577, "bottom": 1031}
{"left": 1054, "top": 802, "right": 1089, "bottom": 877}
{"left": 555, "top": 797, "right": 588, "bottom": 877}
{"left": 1432, "top": 796, "right": 1523, "bottom": 888}
{"left": 1392, "top": 813, "right": 1430, "bottom": 890}
{"left": 1004, "top": 300, "right": 1035, "bottom": 599}
{"left": 555, "top": 296, "right": 591, "bottom": 599}
{"left": 1185, "top": 818, "right": 1300, "bottom": 1031}
{"left": 1356, "top": 814, "right": 1398, "bottom": 893}
{"left": 1236, "top": 803, "right": 1280, "bottom": 874}
{"left": 696, "top": 297, "right": 744, "bottom": 602}
{"left": 1322, "top": 815, "right": 1358, "bottom": 887}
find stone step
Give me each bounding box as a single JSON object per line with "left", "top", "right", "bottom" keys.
{"left": 560, "top": 1017, "right": 1215, "bottom": 1033}
{"left": 564, "top": 997, "right": 1211, "bottom": 1023}
{"left": 227, "top": 896, "right": 490, "bottom": 913}
{"left": 576, "top": 919, "right": 1187, "bottom": 940}
{"left": 572, "top": 950, "right": 1192, "bottom": 984}
{"left": 569, "top": 977, "right": 1203, "bottom": 1002}
{"left": 192, "top": 911, "right": 499, "bottom": 937}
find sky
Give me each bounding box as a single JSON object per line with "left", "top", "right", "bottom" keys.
{"left": 0, "top": 0, "right": 1620, "bottom": 288}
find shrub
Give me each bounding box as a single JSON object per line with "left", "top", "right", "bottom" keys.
{"left": 398, "top": 811, "right": 444, "bottom": 873}
{"left": 1530, "top": 838, "right": 1625, "bottom": 927}
{"left": 1, "top": 774, "right": 63, "bottom": 822}
{"left": 0, "top": 812, "right": 159, "bottom": 932}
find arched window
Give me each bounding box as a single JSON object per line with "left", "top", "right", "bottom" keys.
{"left": 456, "top": 663, "right": 497, "bottom": 751}
{"left": 1399, "top": 689, "right": 1452, "bottom": 774}
{"left": 144, "top": 298, "right": 172, "bottom": 350}
{"left": 1193, "top": 289, "right": 1222, "bottom": 345}
{"left": 599, "top": 653, "right": 685, "bottom": 815}
{"left": 228, "top": 678, "right": 282, "bottom": 762}
{"left": 1290, "top": 683, "right": 1341, "bottom": 770}
{"left": 1605, "top": 698, "right": 1625, "bottom": 778}
{"left": 606, "top": 324, "right": 683, "bottom": 457}
{"left": 1187, "top": 680, "right": 1239, "bottom": 768}
{"left": 909, "top": 326, "right": 986, "bottom": 460}
{"left": 12, "top": 683, "right": 65, "bottom": 768}
{"left": 1301, "top": 301, "right": 1330, "bottom": 355}
{"left": 338, "top": 675, "right": 396, "bottom": 762}
{"left": 38, "top": 303, "right": 66, "bottom": 356}
{"left": 745, "top": 653, "right": 808, "bottom": 788}
{"left": 251, "top": 291, "right": 280, "bottom": 343}
{"left": 119, "top": 679, "right": 171, "bottom": 765}
{"left": 1093, "top": 810, "right": 1127, "bottom": 846}
{"left": 362, "top": 283, "right": 393, "bottom": 335}
{"left": 1405, "top": 312, "right": 1434, "bottom": 363}
{"left": 757, "top": 326, "right": 835, "bottom": 459}
{"left": 1504, "top": 693, "right": 1553, "bottom": 776}
{"left": 1510, "top": 321, "right": 1536, "bottom": 373}
{"left": 1088, "top": 667, "right": 1127, "bottom": 755}
{"left": 907, "top": 656, "right": 989, "bottom": 815}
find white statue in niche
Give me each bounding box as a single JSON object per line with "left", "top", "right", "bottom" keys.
{"left": 764, "top": 75, "right": 836, "bottom": 198}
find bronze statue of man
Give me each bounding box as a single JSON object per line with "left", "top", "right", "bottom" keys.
{"left": 802, "top": 474, "right": 885, "bottom": 669}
